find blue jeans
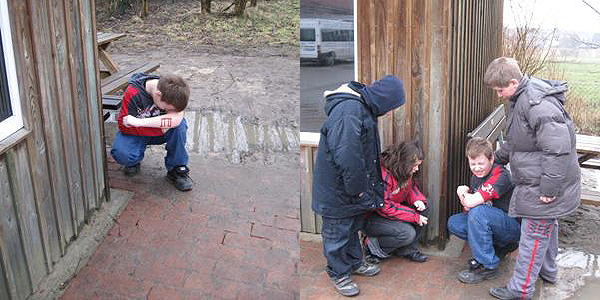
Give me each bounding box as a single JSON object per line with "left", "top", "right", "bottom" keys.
{"left": 111, "top": 118, "right": 189, "bottom": 171}
{"left": 321, "top": 214, "right": 364, "bottom": 279}
{"left": 447, "top": 205, "right": 520, "bottom": 269}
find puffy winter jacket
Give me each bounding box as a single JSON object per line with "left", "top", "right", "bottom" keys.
{"left": 312, "top": 75, "right": 406, "bottom": 218}
{"left": 495, "top": 76, "right": 581, "bottom": 219}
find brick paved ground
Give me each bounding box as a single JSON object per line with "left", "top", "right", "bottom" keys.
{"left": 300, "top": 239, "right": 546, "bottom": 300}
{"left": 61, "top": 152, "right": 299, "bottom": 299}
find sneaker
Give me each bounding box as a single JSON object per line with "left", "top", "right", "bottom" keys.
{"left": 457, "top": 265, "right": 498, "bottom": 284}
{"left": 495, "top": 242, "right": 519, "bottom": 260}
{"left": 167, "top": 165, "right": 193, "bottom": 191}
{"left": 353, "top": 262, "right": 380, "bottom": 276}
{"left": 332, "top": 275, "right": 359, "bottom": 297}
{"left": 123, "top": 163, "right": 140, "bottom": 176}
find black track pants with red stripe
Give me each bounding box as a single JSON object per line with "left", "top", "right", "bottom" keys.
{"left": 507, "top": 218, "right": 558, "bottom": 299}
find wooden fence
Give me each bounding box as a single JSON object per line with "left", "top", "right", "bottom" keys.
{"left": 0, "top": 0, "right": 108, "bottom": 299}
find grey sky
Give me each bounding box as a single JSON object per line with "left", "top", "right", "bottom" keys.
{"left": 504, "top": 0, "right": 600, "bottom": 32}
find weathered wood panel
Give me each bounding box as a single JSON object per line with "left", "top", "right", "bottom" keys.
{"left": 29, "top": 0, "right": 75, "bottom": 250}
{"left": 50, "top": 0, "right": 86, "bottom": 233}
{"left": 1, "top": 0, "right": 109, "bottom": 298}
{"left": 80, "top": 0, "right": 106, "bottom": 209}
{"left": 9, "top": 0, "right": 61, "bottom": 267}
{"left": 0, "top": 156, "right": 32, "bottom": 299}
{"left": 69, "top": 0, "right": 98, "bottom": 215}
{"left": 5, "top": 144, "right": 47, "bottom": 288}
{"left": 0, "top": 259, "right": 10, "bottom": 300}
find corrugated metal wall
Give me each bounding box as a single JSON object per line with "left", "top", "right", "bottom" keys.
{"left": 356, "top": 0, "right": 503, "bottom": 245}
{"left": 442, "top": 0, "right": 504, "bottom": 242}
{"left": 0, "top": 0, "right": 107, "bottom": 299}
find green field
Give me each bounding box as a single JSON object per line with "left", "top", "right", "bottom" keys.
{"left": 540, "top": 60, "right": 600, "bottom": 134}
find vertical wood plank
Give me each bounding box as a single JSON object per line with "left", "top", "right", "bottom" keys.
{"left": 87, "top": 0, "right": 111, "bottom": 204}
{"left": 5, "top": 145, "right": 47, "bottom": 288}
{"left": 0, "top": 156, "right": 32, "bottom": 299}
{"left": 0, "top": 257, "right": 10, "bottom": 300}
{"left": 63, "top": 0, "right": 93, "bottom": 221}
{"left": 48, "top": 0, "right": 85, "bottom": 235}
{"left": 300, "top": 145, "right": 315, "bottom": 233}
{"left": 69, "top": 0, "right": 98, "bottom": 216}
{"left": 9, "top": 0, "right": 60, "bottom": 267}
{"left": 79, "top": 0, "right": 105, "bottom": 209}
{"left": 28, "top": 0, "right": 75, "bottom": 252}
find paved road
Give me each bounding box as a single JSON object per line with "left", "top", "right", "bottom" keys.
{"left": 300, "top": 62, "right": 354, "bottom": 132}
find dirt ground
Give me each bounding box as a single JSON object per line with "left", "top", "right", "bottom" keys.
{"left": 559, "top": 168, "right": 600, "bottom": 255}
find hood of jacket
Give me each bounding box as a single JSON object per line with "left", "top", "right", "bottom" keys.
{"left": 510, "top": 76, "right": 568, "bottom": 105}
{"left": 323, "top": 75, "right": 406, "bottom": 117}
{"left": 128, "top": 73, "right": 160, "bottom": 99}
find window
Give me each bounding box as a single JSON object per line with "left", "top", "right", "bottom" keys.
{"left": 300, "top": 28, "right": 315, "bottom": 42}
{"left": 0, "top": 0, "right": 23, "bottom": 141}
{"left": 321, "top": 29, "right": 353, "bottom": 42}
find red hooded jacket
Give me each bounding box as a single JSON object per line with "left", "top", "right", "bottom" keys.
{"left": 377, "top": 166, "right": 427, "bottom": 223}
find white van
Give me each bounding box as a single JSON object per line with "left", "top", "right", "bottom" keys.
{"left": 300, "top": 18, "right": 354, "bottom": 66}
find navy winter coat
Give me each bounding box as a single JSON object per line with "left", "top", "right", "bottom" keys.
{"left": 312, "top": 75, "right": 406, "bottom": 218}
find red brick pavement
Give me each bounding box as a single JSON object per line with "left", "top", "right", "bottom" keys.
{"left": 61, "top": 154, "right": 299, "bottom": 299}
{"left": 300, "top": 239, "right": 543, "bottom": 300}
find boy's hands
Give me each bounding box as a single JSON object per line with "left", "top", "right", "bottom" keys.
{"left": 417, "top": 215, "right": 428, "bottom": 226}
{"left": 456, "top": 185, "right": 469, "bottom": 199}
{"left": 540, "top": 196, "right": 555, "bottom": 203}
{"left": 414, "top": 200, "right": 426, "bottom": 211}
{"left": 122, "top": 115, "right": 140, "bottom": 127}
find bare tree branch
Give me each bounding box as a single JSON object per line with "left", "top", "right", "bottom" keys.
{"left": 581, "top": 0, "right": 600, "bottom": 18}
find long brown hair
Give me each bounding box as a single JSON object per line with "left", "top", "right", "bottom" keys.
{"left": 381, "top": 140, "right": 423, "bottom": 187}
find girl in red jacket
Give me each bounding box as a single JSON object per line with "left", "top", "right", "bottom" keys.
{"left": 363, "top": 141, "right": 430, "bottom": 263}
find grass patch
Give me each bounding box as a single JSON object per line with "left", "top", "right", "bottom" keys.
{"left": 540, "top": 60, "right": 600, "bottom": 135}
{"left": 96, "top": 0, "right": 299, "bottom": 54}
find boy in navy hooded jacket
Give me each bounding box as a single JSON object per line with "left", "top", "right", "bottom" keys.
{"left": 312, "top": 75, "right": 406, "bottom": 297}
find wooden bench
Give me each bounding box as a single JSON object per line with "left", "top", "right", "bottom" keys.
{"left": 100, "top": 62, "right": 160, "bottom": 122}
{"left": 467, "top": 104, "right": 506, "bottom": 145}
{"left": 101, "top": 61, "right": 160, "bottom": 95}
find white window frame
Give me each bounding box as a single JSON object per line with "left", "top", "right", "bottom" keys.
{"left": 0, "top": 0, "right": 23, "bottom": 141}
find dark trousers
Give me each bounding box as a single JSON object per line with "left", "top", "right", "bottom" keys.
{"left": 321, "top": 214, "right": 365, "bottom": 279}
{"left": 363, "top": 206, "right": 430, "bottom": 255}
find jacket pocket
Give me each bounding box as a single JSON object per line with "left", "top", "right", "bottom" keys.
{"left": 511, "top": 152, "right": 542, "bottom": 185}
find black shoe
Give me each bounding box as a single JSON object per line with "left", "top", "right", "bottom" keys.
{"left": 495, "top": 242, "right": 519, "bottom": 260}
{"left": 457, "top": 265, "right": 498, "bottom": 284}
{"left": 123, "top": 163, "right": 140, "bottom": 176}
{"left": 401, "top": 251, "right": 428, "bottom": 263}
{"left": 167, "top": 165, "right": 193, "bottom": 191}
{"left": 489, "top": 286, "right": 526, "bottom": 300}
{"left": 468, "top": 258, "right": 482, "bottom": 270}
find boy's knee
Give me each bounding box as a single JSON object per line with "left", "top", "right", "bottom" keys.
{"left": 111, "top": 147, "right": 143, "bottom": 166}
{"left": 393, "top": 225, "right": 416, "bottom": 244}
{"left": 467, "top": 206, "right": 489, "bottom": 225}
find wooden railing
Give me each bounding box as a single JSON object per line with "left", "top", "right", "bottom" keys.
{"left": 300, "top": 132, "right": 322, "bottom": 233}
